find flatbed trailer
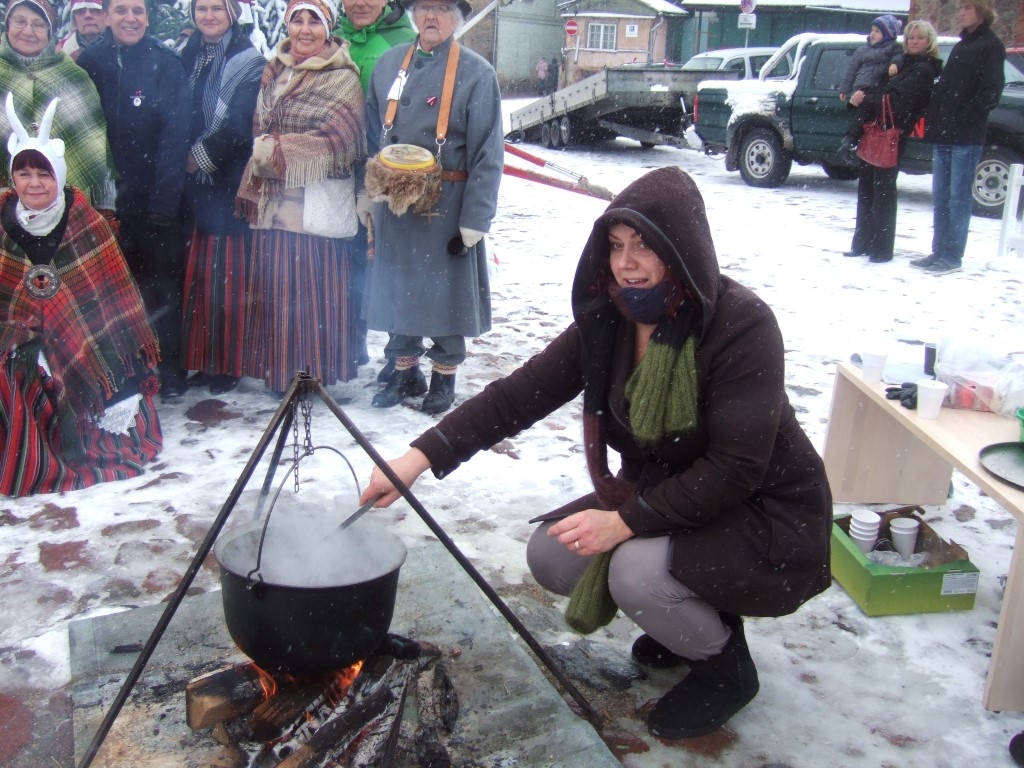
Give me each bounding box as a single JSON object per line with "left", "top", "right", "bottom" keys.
{"left": 505, "top": 65, "right": 740, "bottom": 149}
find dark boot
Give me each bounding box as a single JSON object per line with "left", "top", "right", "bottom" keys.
{"left": 421, "top": 370, "right": 456, "bottom": 415}
{"left": 647, "top": 612, "right": 759, "bottom": 739}
{"left": 376, "top": 358, "right": 395, "bottom": 385}
{"left": 372, "top": 365, "right": 427, "bottom": 408}
{"left": 209, "top": 374, "right": 239, "bottom": 394}
{"left": 632, "top": 634, "right": 686, "bottom": 669}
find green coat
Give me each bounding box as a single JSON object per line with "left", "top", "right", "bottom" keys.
{"left": 336, "top": 4, "right": 417, "bottom": 93}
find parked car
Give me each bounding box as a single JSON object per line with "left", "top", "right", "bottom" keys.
{"left": 694, "top": 33, "right": 1024, "bottom": 217}
{"left": 681, "top": 47, "right": 787, "bottom": 79}
{"left": 1007, "top": 46, "right": 1024, "bottom": 74}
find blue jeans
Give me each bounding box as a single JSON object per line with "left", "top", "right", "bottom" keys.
{"left": 931, "top": 144, "right": 982, "bottom": 264}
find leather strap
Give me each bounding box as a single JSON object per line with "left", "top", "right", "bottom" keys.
{"left": 382, "top": 40, "right": 460, "bottom": 150}
{"left": 440, "top": 170, "right": 467, "bottom": 181}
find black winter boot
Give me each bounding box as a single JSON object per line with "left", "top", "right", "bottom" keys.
{"left": 421, "top": 370, "right": 456, "bottom": 414}
{"left": 647, "top": 612, "right": 759, "bottom": 739}
{"left": 376, "top": 358, "right": 396, "bottom": 385}
{"left": 372, "top": 364, "right": 427, "bottom": 408}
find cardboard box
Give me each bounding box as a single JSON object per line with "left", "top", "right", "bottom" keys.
{"left": 832, "top": 509, "right": 979, "bottom": 616}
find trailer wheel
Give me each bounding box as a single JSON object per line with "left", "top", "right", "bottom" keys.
{"left": 540, "top": 122, "right": 552, "bottom": 148}
{"left": 548, "top": 121, "right": 561, "bottom": 149}
{"left": 738, "top": 127, "right": 792, "bottom": 187}
{"left": 559, "top": 117, "right": 572, "bottom": 146}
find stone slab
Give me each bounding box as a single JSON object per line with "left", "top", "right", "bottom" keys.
{"left": 69, "top": 536, "right": 619, "bottom": 767}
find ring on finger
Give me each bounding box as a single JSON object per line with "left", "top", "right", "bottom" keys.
{"left": 573, "top": 540, "right": 581, "bottom": 551}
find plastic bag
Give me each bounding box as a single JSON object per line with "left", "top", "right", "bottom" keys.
{"left": 934, "top": 336, "right": 1024, "bottom": 418}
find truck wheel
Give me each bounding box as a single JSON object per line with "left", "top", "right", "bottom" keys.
{"left": 548, "top": 121, "right": 561, "bottom": 149}
{"left": 738, "top": 127, "right": 791, "bottom": 188}
{"left": 821, "top": 162, "right": 859, "bottom": 181}
{"left": 972, "top": 146, "right": 1019, "bottom": 218}
{"left": 559, "top": 117, "right": 573, "bottom": 146}
{"left": 540, "top": 122, "right": 552, "bottom": 148}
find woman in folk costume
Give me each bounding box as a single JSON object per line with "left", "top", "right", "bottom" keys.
{"left": 362, "top": 0, "right": 503, "bottom": 415}
{"left": 181, "top": 0, "right": 265, "bottom": 395}
{"left": 0, "top": 0, "right": 115, "bottom": 211}
{"left": 360, "top": 168, "right": 832, "bottom": 739}
{"left": 235, "top": 0, "right": 366, "bottom": 395}
{"left": 0, "top": 96, "right": 161, "bottom": 497}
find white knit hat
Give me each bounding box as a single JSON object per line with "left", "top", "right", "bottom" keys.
{"left": 5, "top": 92, "right": 67, "bottom": 191}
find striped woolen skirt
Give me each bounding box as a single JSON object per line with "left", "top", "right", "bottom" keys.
{"left": 181, "top": 229, "right": 250, "bottom": 377}
{"left": 243, "top": 229, "right": 359, "bottom": 393}
{"left": 0, "top": 367, "right": 163, "bottom": 497}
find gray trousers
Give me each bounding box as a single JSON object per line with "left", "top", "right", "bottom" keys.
{"left": 526, "top": 523, "right": 730, "bottom": 661}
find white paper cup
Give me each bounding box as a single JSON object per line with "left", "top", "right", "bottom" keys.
{"left": 851, "top": 509, "right": 881, "bottom": 526}
{"left": 849, "top": 523, "right": 880, "bottom": 538}
{"left": 848, "top": 530, "right": 877, "bottom": 554}
{"left": 861, "top": 353, "right": 887, "bottom": 383}
{"left": 890, "top": 518, "right": 920, "bottom": 558}
{"left": 916, "top": 379, "right": 949, "bottom": 420}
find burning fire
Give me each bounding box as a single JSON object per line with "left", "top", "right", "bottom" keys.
{"left": 253, "top": 665, "right": 278, "bottom": 701}
{"left": 327, "top": 660, "right": 364, "bottom": 706}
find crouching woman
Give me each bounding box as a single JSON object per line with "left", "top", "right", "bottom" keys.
{"left": 0, "top": 96, "right": 161, "bottom": 496}
{"left": 360, "top": 167, "right": 833, "bottom": 738}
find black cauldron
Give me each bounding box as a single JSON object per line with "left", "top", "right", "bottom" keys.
{"left": 215, "top": 519, "right": 407, "bottom": 675}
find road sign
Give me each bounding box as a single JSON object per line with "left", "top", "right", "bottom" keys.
{"left": 740, "top": 0, "right": 756, "bottom": 13}
{"left": 565, "top": 19, "right": 578, "bottom": 36}
{"left": 738, "top": 12, "right": 756, "bottom": 29}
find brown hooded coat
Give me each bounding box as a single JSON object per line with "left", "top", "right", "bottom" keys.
{"left": 411, "top": 167, "right": 832, "bottom": 617}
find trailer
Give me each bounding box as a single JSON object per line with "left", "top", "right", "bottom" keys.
{"left": 505, "top": 65, "right": 741, "bottom": 149}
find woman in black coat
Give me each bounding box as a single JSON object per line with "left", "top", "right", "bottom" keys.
{"left": 846, "top": 20, "right": 942, "bottom": 263}
{"left": 180, "top": 0, "right": 264, "bottom": 394}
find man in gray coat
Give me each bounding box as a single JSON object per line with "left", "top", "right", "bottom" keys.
{"left": 362, "top": 0, "right": 503, "bottom": 414}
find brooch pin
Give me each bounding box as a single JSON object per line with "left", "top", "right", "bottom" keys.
{"left": 426, "top": 95, "right": 437, "bottom": 106}
{"left": 25, "top": 265, "right": 59, "bottom": 299}
{"left": 132, "top": 90, "right": 143, "bottom": 107}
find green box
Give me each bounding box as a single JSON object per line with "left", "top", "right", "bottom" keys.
{"left": 832, "top": 511, "right": 979, "bottom": 616}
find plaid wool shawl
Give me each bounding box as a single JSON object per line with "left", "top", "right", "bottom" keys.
{"left": 236, "top": 37, "right": 366, "bottom": 222}
{"left": 0, "top": 188, "right": 159, "bottom": 422}
{"left": 0, "top": 39, "right": 116, "bottom": 207}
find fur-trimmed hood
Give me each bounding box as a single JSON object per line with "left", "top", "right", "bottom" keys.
{"left": 571, "top": 167, "right": 721, "bottom": 335}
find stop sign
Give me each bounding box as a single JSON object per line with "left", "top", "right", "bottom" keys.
{"left": 565, "top": 19, "right": 578, "bottom": 36}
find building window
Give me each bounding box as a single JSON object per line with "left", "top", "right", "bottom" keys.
{"left": 587, "top": 22, "right": 616, "bottom": 51}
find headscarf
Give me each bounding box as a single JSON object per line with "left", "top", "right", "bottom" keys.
{"left": 286, "top": 0, "right": 338, "bottom": 29}
{"left": 4, "top": 0, "right": 56, "bottom": 40}
{"left": 6, "top": 93, "right": 66, "bottom": 234}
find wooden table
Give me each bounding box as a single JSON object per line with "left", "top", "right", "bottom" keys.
{"left": 823, "top": 361, "right": 1024, "bottom": 711}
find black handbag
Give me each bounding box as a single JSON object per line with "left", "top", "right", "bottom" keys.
{"left": 856, "top": 94, "right": 900, "bottom": 169}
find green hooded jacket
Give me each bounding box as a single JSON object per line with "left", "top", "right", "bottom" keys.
{"left": 336, "top": 3, "right": 418, "bottom": 92}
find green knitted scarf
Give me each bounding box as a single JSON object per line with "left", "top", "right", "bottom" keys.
{"left": 624, "top": 333, "right": 699, "bottom": 443}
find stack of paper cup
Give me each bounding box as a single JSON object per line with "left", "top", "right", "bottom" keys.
{"left": 889, "top": 517, "right": 921, "bottom": 559}
{"left": 848, "top": 509, "right": 881, "bottom": 554}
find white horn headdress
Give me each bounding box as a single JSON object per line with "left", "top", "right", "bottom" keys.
{"left": 5, "top": 92, "right": 67, "bottom": 191}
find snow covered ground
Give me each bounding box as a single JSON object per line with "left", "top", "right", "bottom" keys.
{"left": 2, "top": 98, "right": 1024, "bottom": 766}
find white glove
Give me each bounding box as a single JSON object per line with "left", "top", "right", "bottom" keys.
{"left": 356, "top": 192, "right": 374, "bottom": 229}
{"left": 460, "top": 227, "right": 485, "bottom": 248}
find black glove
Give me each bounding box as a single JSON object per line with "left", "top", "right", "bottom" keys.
{"left": 885, "top": 382, "right": 918, "bottom": 409}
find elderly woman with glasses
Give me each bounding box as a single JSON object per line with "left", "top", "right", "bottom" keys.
{"left": 0, "top": 0, "right": 116, "bottom": 213}
{"left": 362, "top": 0, "right": 503, "bottom": 414}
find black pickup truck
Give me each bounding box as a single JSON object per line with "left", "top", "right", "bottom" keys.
{"left": 693, "top": 32, "right": 1024, "bottom": 217}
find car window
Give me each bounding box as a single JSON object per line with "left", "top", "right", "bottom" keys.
{"left": 682, "top": 56, "right": 723, "bottom": 70}
{"left": 751, "top": 54, "right": 772, "bottom": 75}
{"left": 725, "top": 58, "right": 746, "bottom": 74}
{"left": 812, "top": 48, "right": 853, "bottom": 90}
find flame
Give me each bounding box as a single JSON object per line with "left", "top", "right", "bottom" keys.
{"left": 327, "top": 660, "right": 364, "bottom": 706}
{"left": 251, "top": 664, "right": 278, "bottom": 701}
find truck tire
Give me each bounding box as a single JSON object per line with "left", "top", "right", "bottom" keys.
{"left": 972, "top": 145, "right": 1019, "bottom": 218}
{"left": 548, "top": 121, "right": 562, "bottom": 149}
{"left": 540, "top": 122, "right": 552, "bottom": 148}
{"left": 738, "top": 127, "right": 792, "bottom": 188}
{"left": 559, "top": 117, "right": 572, "bottom": 146}
{"left": 821, "top": 162, "right": 859, "bottom": 181}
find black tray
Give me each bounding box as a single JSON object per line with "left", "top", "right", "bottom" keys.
{"left": 979, "top": 442, "right": 1024, "bottom": 492}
